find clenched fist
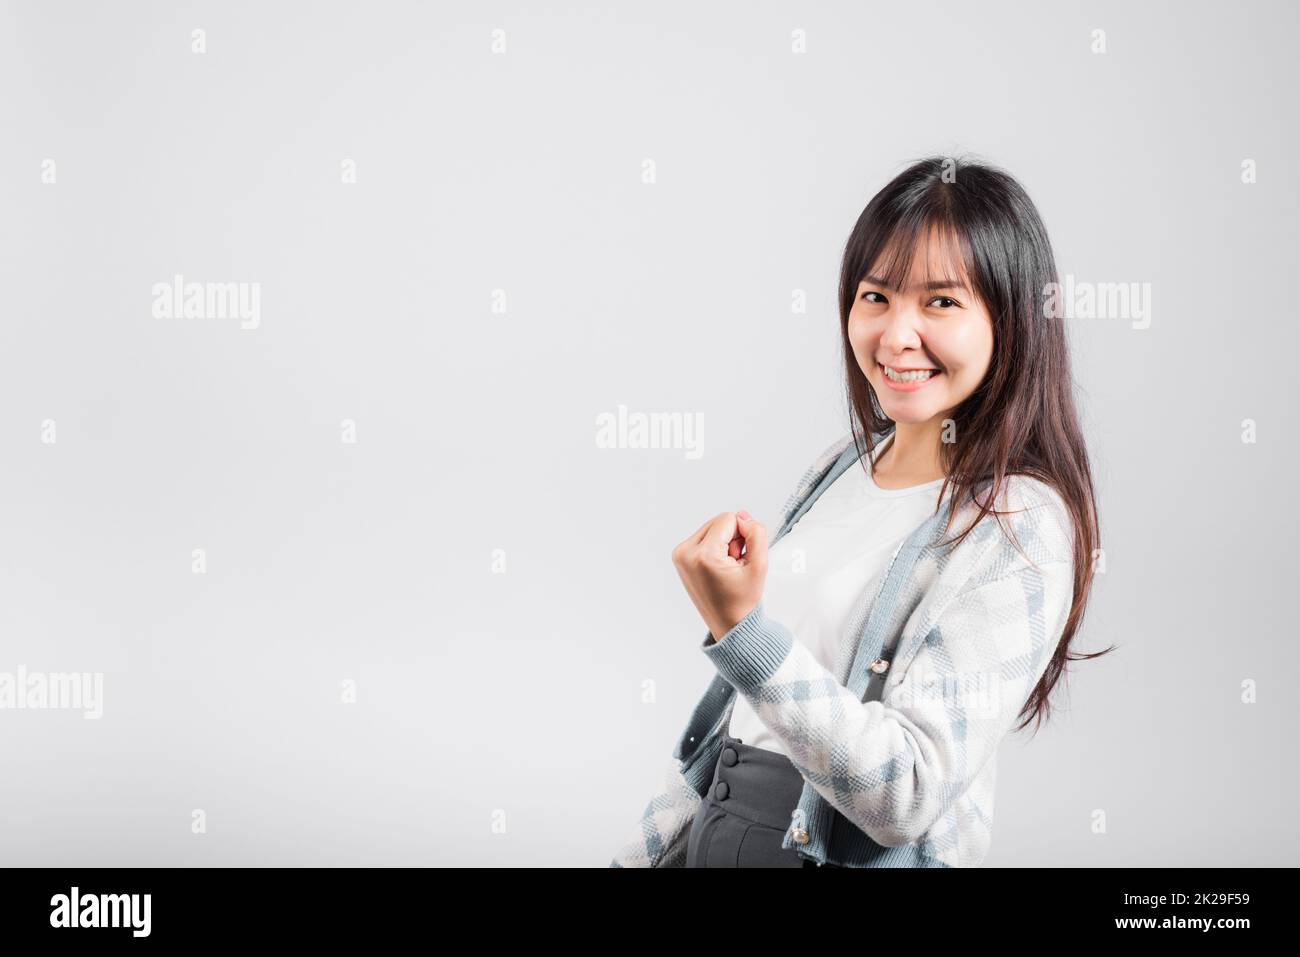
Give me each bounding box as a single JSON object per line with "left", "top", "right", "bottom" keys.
{"left": 671, "top": 509, "right": 769, "bottom": 644}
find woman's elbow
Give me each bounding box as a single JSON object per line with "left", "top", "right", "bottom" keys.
{"left": 869, "top": 819, "right": 927, "bottom": 848}
{"left": 855, "top": 801, "right": 943, "bottom": 848}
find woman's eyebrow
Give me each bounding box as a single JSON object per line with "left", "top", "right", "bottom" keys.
{"left": 863, "top": 274, "right": 970, "bottom": 292}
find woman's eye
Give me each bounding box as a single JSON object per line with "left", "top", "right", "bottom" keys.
{"left": 861, "top": 291, "right": 887, "bottom": 304}
{"left": 929, "top": 296, "right": 959, "bottom": 308}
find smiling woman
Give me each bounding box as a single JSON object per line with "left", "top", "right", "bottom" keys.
{"left": 834, "top": 160, "right": 1101, "bottom": 541}
{"left": 611, "top": 155, "right": 1107, "bottom": 869}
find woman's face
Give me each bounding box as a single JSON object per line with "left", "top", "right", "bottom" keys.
{"left": 846, "top": 230, "right": 995, "bottom": 427}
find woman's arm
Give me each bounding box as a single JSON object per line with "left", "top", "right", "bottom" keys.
{"left": 609, "top": 434, "right": 858, "bottom": 867}
{"left": 701, "top": 553, "right": 1074, "bottom": 847}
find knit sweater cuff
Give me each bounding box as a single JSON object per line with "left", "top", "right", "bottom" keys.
{"left": 700, "top": 601, "right": 794, "bottom": 693}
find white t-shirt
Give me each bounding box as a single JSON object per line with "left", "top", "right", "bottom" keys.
{"left": 726, "top": 431, "right": 947, "bottom": 757}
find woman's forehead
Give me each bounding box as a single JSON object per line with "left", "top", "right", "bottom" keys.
{"left": 865, "top": 228, "right": 972, "bottom": 291}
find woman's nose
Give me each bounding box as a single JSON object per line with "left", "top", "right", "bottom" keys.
{"left": 878, "top": 303, "right": 924, "bottom": 348}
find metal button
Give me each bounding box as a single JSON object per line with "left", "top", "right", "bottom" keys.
{"left": 870, "top": 658, "right": 890, "bottom": 674}
{"left": 791, "top": 827, "right": 810, "bottom": 845}
{"left": 721, "top": 746, "right": 738, "bottom": 766}
{"left": 714, "top": 781, "right": 729, "bottom": 800}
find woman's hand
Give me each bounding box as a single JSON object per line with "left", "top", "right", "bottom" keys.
{"left": 671, "top": 509, "right": 769, "bottom": 643}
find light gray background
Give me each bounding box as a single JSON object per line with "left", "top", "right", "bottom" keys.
{"left": 1, "top": 0, "right": 1295, "bottom": 866}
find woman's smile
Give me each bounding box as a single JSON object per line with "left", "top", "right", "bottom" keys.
{"left": 878, "top": 362, "right": 943, "bottom": 392}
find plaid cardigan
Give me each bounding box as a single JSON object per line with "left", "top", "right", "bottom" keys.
{"left": 609, "top": 428, "right": 1077, "bottom": 868}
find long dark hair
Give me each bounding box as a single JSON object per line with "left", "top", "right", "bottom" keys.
{"left": 838, "top": 155, "right": 1110, "bottom": 733}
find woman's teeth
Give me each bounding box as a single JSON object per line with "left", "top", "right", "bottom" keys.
{"left": 882, "top": 365, "right": 938, "bottom": 383}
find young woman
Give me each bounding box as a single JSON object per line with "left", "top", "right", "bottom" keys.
{"left": 610, "top": 156, "right": 1107, "bottom": 868}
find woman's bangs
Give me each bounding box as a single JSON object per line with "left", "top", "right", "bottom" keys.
{"left": 861, "top": 215, "right": 975, "bottom": 297}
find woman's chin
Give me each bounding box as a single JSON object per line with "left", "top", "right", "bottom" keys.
{"left": 877, "top": 396, "right": 946, "bottom": 423}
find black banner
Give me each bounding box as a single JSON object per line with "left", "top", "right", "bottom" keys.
{"left": 0, "top": 866, "right": 1281, "bottom": 942}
